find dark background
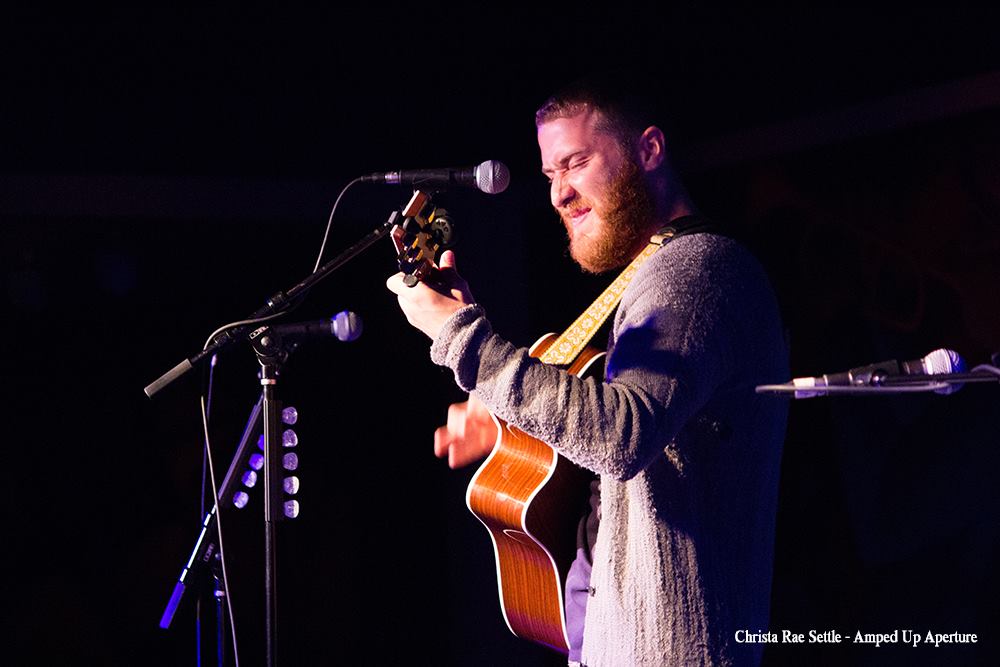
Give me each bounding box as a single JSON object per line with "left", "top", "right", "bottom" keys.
{"left": 3, "top": 8, "right": 1000, "bottom": 666}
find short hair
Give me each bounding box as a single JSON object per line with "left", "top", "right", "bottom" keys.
{"left": 535, "top": 71, "right": 663, "bottom": 153}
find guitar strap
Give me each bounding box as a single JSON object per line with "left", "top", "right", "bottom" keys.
{"left": 538, "top": 216, "right": 714, "bottom": 366}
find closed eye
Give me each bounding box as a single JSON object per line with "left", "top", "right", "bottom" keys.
{"left": 542, "top": 150, "right": 588, "bottom": 182}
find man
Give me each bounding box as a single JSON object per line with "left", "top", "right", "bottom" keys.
{"left": 387, "top": 78, "right": 788, "bottom": 666}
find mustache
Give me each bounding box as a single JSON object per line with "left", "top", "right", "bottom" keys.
{"left": 557, "top": 200, "right": 593, "bottom": 222}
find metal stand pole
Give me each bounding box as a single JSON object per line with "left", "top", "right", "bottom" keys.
{"left": 213, "top": 568, "right": 226, "bottom": 667}
{"left": 252, "top": 328, "right": 289, "bottom": 667}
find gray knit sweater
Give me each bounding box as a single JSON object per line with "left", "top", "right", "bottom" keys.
{"left": 430, "top": 234, "right": 788, "bottom": 666}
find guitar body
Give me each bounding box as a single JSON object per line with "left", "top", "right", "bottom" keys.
{"left": 466, "top": 333, "right": 602, "bottom": 654}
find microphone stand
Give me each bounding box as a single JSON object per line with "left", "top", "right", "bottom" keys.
{"left": 144, "top": 207, "right": 402, "bottom": 398}
{"left": 874, "top": 370, "right": 1000, "bottom": 388}
{"left": 159, "top": 342, "right": 296, "bottom": 667}
{"left": 212, "top": 557, "right": 227, "bottom": 667}
{"left": 160, "top": 398, "right": 262, "bottom": 630}
{"left": 249, "top": 326, "right": 290, "bottom": 667}
{"left": 152, "top": 191, "right": 448, "bottom": 664}
{"left": 152, "top": 204, "right": 414, "bottom": 667}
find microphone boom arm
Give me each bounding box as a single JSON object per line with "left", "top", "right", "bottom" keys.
{"left": 144, "top": 207, "right": 400, "bottom": 397}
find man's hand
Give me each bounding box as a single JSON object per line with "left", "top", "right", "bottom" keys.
{"left": 434, "top": 393, "right": 498, "bottom": 468}
{"left": 386, "top": 250, "right": 475, "bottom": 340}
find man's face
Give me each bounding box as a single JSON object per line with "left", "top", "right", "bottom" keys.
{"left": 538, "top": 109, "right": 655, "bottom": 273}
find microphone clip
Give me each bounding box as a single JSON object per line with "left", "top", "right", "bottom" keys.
{"left": 249, "top": 324, "right": 291, "bottom": 367}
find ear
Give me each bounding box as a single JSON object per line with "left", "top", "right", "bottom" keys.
{"left": 636, "top": 125, "right": 666, "bottom": 172}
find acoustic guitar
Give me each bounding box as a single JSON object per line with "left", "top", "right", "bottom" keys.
{"left": 465, "top": 335, "right": 598, "bottom": 654}
{"left": 390, "top": 189, "right": 676, "bottom": 654}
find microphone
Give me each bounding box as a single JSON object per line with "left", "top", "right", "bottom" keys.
{"left": 269, "top": 311, "right": 363, "bottom": 342}
{"left": 361, "top": 160, "right": 510, "bottom": 194}
{"left": 791, "top": 348, "right": 966, "bottom": 398}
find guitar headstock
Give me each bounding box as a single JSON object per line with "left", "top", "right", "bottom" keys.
{"left": 390, "top": 190, "right": 455, "bottom": 287}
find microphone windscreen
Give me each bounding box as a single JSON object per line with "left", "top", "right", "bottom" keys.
{"left": 476, "top": 160, "right": 510, "bottom": 194}
{"left": 923, "top": 348, "right": 965, "bottom": 394}
{"left": 921, "top": 348, "right": 964, "bottom": 374}
{"left": 332, "top": 311, "right": 363, "bottom": 342}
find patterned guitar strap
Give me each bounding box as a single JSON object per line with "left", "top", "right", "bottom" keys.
{"left": 538, "top": 216, "right": 714, "bottom": 366}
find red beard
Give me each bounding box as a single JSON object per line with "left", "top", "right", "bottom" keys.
{"left": 560, "top": 159, "right": 657, "bottom": 274}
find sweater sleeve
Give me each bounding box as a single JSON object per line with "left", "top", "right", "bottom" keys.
{"left": 429, "top": 235, "right": 740, "bottom": 481}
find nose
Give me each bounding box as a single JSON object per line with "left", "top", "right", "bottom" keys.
{"left": 550, "top": 172, "right": 576, "bottom": 209}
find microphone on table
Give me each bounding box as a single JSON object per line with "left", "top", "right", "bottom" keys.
{"left": 787, "top": 348, "right": 966, "bottom": 398}
{"left": 756, "top": 348, "right": 965, "bottom": 398}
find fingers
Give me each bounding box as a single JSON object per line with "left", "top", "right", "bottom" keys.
{"left": 436, "top": 401, "right": 484, "bottom": 469}
{"left": 433, "top": 425, "right": 451, "bottom": 459}
{"left": 429, "top": 250, "right": 461, "bottom": 293}
{"left": 438, "top": 249, "right": 457, "bottom": 270}
{"left": 449, "top": 444, "right": 470, "bottom": 470}
{"left": 435, "top": 426, "right": 470, "bottom": 470}
{"left": 386, "top": 272, "right": 434, "bottom": 302}
{"left": 446, "top": 401, "right": 467, "bottom": 441}
{"left": 433, "top": 402, "right": 466, "bottom": 462}
{"left": 467, "top": 392, "right": 488, "bottom": 417}
{"left": 432, "top": 399, "right": 500, "bottom": 469}
{"left": 385, "top": 272, "right": 407, "bottom": 295}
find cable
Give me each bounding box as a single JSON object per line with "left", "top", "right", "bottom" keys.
{"left": 184, "top": 174, "right": 364, "bottom": 665}
{"left": 195, "top": 354, "right": 217, "bottom": 666}
{"left": 197, "top": 175, "right": 364, "bottom": 351}
{"left": 200, "top": 394, "right": 240, "bottom": 667}
{"left": 312, "top": 176, "right": 365, "bottom": 273}
{"left": 202, "top": 312, "right": 288, "bottom": 352}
